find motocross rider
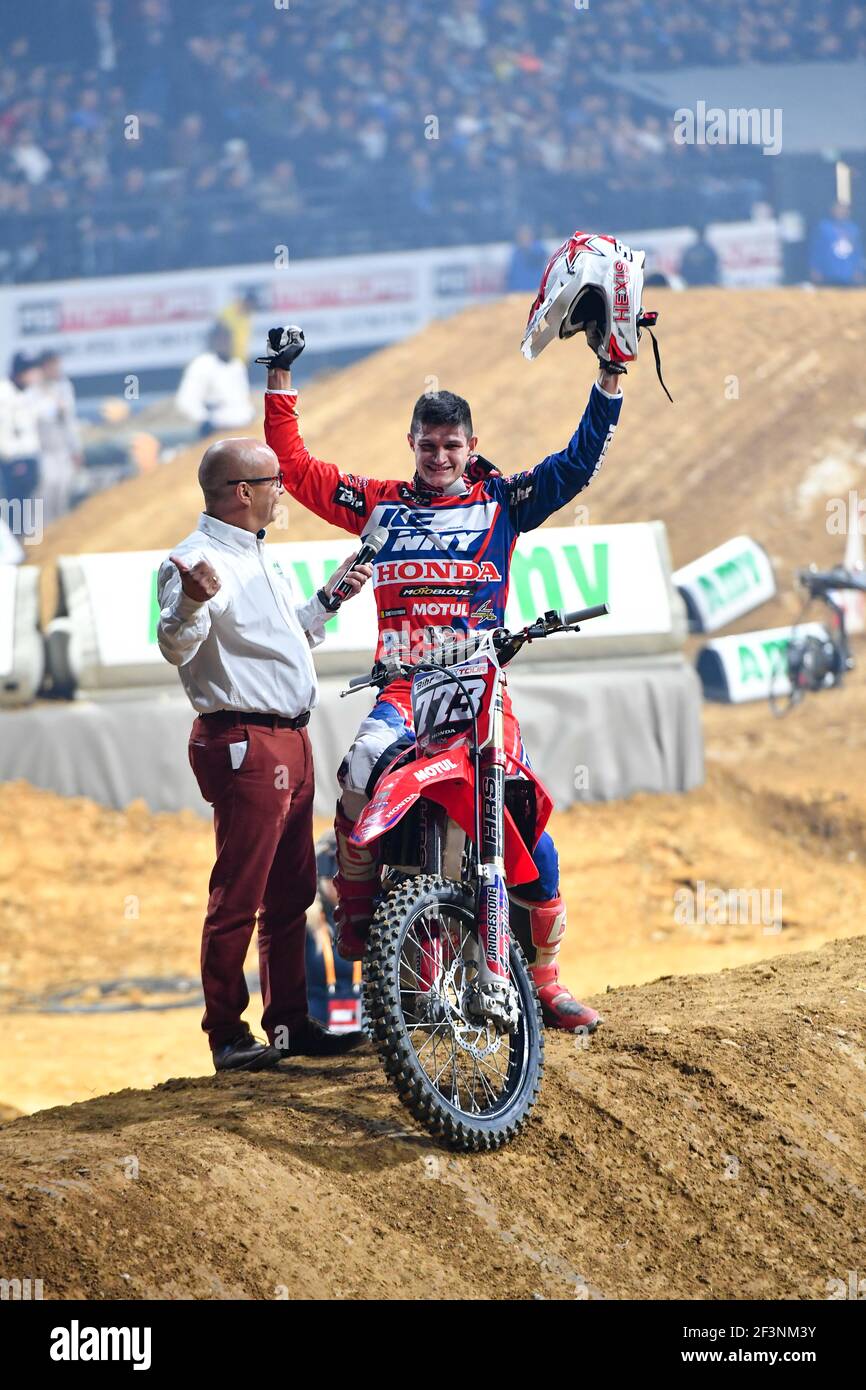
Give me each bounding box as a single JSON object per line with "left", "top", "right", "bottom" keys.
{"left": 261, "top": 326, "right": 623, "bottom": 1032}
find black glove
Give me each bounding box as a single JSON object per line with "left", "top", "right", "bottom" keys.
{"left": 585, "top": 321, "right": 627, "bottom": 375}
{"left": 255, "top": 325, "right": 306, "bottom": 370}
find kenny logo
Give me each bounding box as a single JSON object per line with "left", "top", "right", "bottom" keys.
{"left": 414, "top": 758, "right": 458, "bottom": 782}
{"left": 391, "top": 530, "right": 482, "bottom": 553}
{"left": 369, "top": 500, "right": 498, "bottom": 546}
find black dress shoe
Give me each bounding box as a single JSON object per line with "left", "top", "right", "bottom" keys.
{"left": 212, "top": 1031, "right": 281, "bottom": 1072}
{"left": 276, "top": 1016, "right": 367, "bottom": 1058}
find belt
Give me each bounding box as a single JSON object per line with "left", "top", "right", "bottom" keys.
{"left": 201, "top": 709, "right": 311, "bottom": 730}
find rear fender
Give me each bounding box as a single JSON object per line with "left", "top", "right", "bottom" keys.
{"left": 503, "top": 750, "right": 554, "bottom": 844}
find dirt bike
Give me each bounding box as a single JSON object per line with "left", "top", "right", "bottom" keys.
{"left": 341, "top": 603, "right": 608, "bottom": 1151}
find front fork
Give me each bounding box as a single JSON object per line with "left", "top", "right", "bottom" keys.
{"left": 417, "top": 799, "right": 444, "bottom": 991}
{"left": 415, "top": 698, "right": 515, "bottom": 1031}
{"left": 473, "top": 686, "right": 518, "bottom": 1031}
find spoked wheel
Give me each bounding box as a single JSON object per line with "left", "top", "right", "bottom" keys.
{"left": 363, "top": 873, "right": 544, "bottom": 1151}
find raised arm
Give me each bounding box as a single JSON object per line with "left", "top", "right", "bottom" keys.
{"left": 261, "top": 327, "right": 386, "bottom": 536}
{"left": 502, "top": 367, "right": 623, "bottom": 533}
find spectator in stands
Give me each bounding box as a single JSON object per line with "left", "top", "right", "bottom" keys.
{"left": 258, "top": 158, "right": 302, "bottom": 219}
{"left": 34, "top": 350, "right": 82, "bottom": 523}
{"left": 10, "top": 129, "right": 52, "bottom": 186}
{"left": 506, "top": 224, "right": 550, "bottom": 292}
{"left": 220, "top": 137, "right": 254, "bottom": 190}
{"left": 809, "top": 201, "right": 865, "bottom": 287}
{"left": 175, "top": 324, "right": 254, "bottom": 436}
{"left": 305, "top": 832, "right": 363, "bottom": 1032}
{"left": 169, "top": 112, "right": 214, "bottom": 187}
{"left": 1, "top": 1, "right": 863, "bottom": 283}
{"left": 218, "top": 289, "right": 258, "bottom": 364}
{"left": 0, "top": 353, "right": 42, "bottom": 508}
{"left": 680, "top": 226, "right": 722, "bottom": 286}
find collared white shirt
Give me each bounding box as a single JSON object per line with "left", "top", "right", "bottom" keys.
{"left": 157, "top": 512, "right": 329, "bottom": 717}
{"left": 35, "top": 375, "right": 81, "bottom": 462}
{"left": 175, "top": 352, "right": 254, "bottom": 430}
{"left": 0, "top": 379, "right": 41, "bottom": 460}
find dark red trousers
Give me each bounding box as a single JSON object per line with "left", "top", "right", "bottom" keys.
{"left": 188, "top": 717, "right": 317, "bottom": 1050}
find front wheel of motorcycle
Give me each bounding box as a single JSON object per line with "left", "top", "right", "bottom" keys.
{"left": 363, "top": 872, "right": 544, "bottom": 1151}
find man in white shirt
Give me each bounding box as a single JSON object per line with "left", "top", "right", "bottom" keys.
{"left": 175, "top": 324, "right": 254, "bottom": 437}
{"left": 0, "top": 353, "right": 42, "bottom": 509}
{"left": 158, "top": 434, "right": 372, "bottom": 1072}
{"left": 34, "top": 350, "right": 83, "bottom": 523}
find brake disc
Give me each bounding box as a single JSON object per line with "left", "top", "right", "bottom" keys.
{"left": 444, "top": 958, "right": 504, "bottom": 1060}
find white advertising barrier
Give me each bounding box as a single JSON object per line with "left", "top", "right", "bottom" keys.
{"left": 672, "top": 535, "right": 776, "bottom": 633}
{"left": 696, "top": 622, "right": 831, "bottom": 703}
{"left": 0, "top": 221, "right": 782, "bottom": 381}
{"left": 52, "top": 522, "right": 685, "bottom": 692}
{"left": 0, "top": 565, "right": 44, "bottom": 706}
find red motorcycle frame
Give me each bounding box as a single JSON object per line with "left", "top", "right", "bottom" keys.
{"left": 346, "top": 605, "right": 607, "bottom": 1031}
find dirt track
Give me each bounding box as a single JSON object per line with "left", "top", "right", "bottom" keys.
{"left": 1, "top": 937, "right": 863, "bottom": 1301}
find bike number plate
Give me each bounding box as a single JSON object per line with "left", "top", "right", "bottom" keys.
{"left": 411, "top": 656, "right": 499, "bottom": 753}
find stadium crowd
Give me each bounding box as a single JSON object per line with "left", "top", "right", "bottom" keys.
{"left": 1, "top": 0, "right": 864, "bottom": 283}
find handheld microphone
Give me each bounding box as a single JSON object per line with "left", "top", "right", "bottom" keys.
{"left": 323, "top": 525, "right": 389, "bottom": 609}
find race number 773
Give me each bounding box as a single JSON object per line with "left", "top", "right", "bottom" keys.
{"left": 413, "top": 676, "right": 487, "bottom": 738}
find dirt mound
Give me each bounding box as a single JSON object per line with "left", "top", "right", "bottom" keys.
{"left": 28, "top": 288, "right": 866, "bottom": 624}
{"left": 4, "top": 655, "right": 866, "bottom": 1115}
{"left": 1, "top": 936, "right": 863, "bottom": 1301}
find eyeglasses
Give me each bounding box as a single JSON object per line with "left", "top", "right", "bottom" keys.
{"left": 225, "top": 474, "right": 284, "bottom": 489}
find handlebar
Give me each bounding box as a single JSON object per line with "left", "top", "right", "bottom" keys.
{"left": 339, "top": 604, "right": 610, "bottom": 696}
{"left": 563, "top": 603, "right": 610, "bottom": 626}
{"left": 797, "top": 565, "right": 866, "bottom": 597}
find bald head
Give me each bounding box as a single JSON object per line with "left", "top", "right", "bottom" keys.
{"left": 199, "top": 436, "right": 283, "bottom": 533}
{"left": 199, "top": 437, "right": 276, "bottom": 500}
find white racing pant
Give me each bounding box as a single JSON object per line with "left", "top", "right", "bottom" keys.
{"left": 337, "top": 705, "right": 411, "bottom": 820}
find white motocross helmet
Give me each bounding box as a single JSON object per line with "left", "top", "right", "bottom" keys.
{"left": 520, "top": 230, "right": 657, "bottom": 373}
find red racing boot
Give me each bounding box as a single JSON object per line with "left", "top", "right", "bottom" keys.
{"left": 510, "top": 893, "right": 600, "bottom": 1033}
{"left": 333, "top": 802, "right": 380, "bottom": 961}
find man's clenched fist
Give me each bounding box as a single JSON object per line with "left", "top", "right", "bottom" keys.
{"left": 171, "top": 554, "right": 221, "bottom": 603}
{"left": 255, "top": 326, "right": 306, "bottom": 371}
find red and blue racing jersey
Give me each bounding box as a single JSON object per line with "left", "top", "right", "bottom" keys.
{"left": 264, "top": 384, "right": 622, "bottom": 664}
